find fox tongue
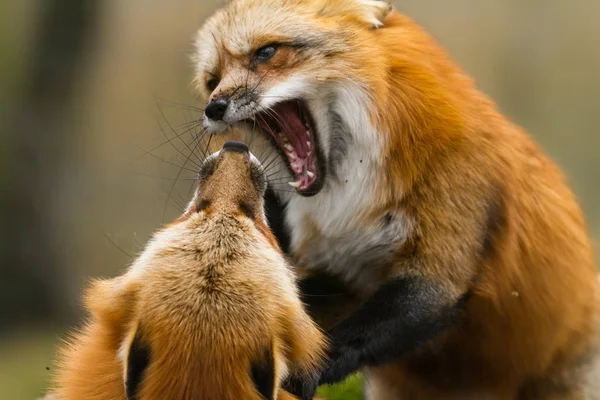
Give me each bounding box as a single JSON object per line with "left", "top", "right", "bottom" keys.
{"left": 272, "top": 102, "right": 309, "bottom": 157}
{"left": 254, "top": 100, "right": 317, "bottom": 191}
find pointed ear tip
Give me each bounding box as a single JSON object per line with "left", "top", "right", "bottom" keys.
{"left": 369, "top": 0, "right": 393, "bottom": 27}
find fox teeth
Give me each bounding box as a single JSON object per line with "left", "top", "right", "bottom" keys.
{"left": 306, "top": 130, "right": 311, "bottom": 137}
{"left": 288, "top": 152, "right": 297, "bottom": 160}
{"left": 306, "top": 171, "right": 315, "bottom": 178}
{"left": 288, "top": 181, "right": 301, "bottom": 188}
{"left": 306, "top": 141, "right": 311, "bottom": 148}
{"left": 284, "top": 144, "right": 293, "bottom": 152}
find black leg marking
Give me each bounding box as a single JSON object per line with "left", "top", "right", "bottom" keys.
{"left": 282, "top": 370, "right": 320, "bottom": 400}
{"left": 298, "top": 273, "right": 354, "bottom": 314}
{"left": 319, "top": 277, "right": 472, "bottom": 385}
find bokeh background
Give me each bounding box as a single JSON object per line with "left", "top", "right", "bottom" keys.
{"left": 1, "top": 0, "right": 599, "bottom": 398}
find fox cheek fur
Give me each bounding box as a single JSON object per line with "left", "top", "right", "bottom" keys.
{"left": 193, "top": 0, "right": 395, "bottom": 196}
{"left": 196, "top": 0, "right": 600, "bottom": 398}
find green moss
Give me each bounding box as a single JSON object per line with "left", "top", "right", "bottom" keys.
{"left": 317, "top": 374, "right": 364, "bottom": 399}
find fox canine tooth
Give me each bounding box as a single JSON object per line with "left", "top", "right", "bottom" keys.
{"left": 306, "top": 171, "right": 315, "bottom": 178}
{"left": 288, "top": 181, "right": 301, "bottom": 188}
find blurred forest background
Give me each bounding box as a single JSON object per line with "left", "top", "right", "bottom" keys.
{"left": 1, "top": 0, "right": 599, "bottom": 398}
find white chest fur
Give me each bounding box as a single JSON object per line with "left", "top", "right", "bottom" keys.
{"left": 277, "top": 82, "right": 410, "bottom": 290}
{"left": 284, "top": 174, "right": 410, "bottom": 292}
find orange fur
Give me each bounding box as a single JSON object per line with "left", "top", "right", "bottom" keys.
{"left": 49, "top": 145, "right": 325, "bottom": 399}
{"left": 354, "top": 11, "right": 599, "bottom": 397}
{"left": 193, "top": 1, "right": 600, "bottom": 398}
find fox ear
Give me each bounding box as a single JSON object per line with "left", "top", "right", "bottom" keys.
{"left": 85, "top": 277, "right": 140, "bottom": 343}
{"left": 316, "top": 0, "right": 392, "bottom": 29}
{"left": 123, "top": 328, "right": 150, "bottom": 400}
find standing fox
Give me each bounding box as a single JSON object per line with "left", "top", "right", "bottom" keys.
{"left": 195, "top": 0, "right": 600, "bottom": 398}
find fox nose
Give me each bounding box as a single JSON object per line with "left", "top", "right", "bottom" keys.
{"left": 222, "top": 141, "right": 249, "bottom": 154}
{"left": 205, "top": 98, "right": 229, "bottom": 121}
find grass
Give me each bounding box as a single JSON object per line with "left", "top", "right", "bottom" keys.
{"left": 0, "top": 329, "right": 57, "bottom": 399}
{"left": 318, "top": 374, "right": 364, "bottom": 399}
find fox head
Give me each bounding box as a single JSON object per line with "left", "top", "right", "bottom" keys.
{"left": 51, "top": 141, "right": 326, "bottom": 400}
{"left": 194, "top": 0, "right": 392, "bottom": 198}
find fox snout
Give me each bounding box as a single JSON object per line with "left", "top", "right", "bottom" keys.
{"left": 205, "top": 98, "right": 229, "bottom": 121}
{"left": 192, "top": 140, "right": 266, "bottom": 219}
{"left": 202, "top": 62, "right": 266, "bottom": 127}
{"left": 203, "top": 84, "right": 259, "bottom": 128}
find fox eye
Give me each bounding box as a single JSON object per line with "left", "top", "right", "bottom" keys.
{"left": 206, "top": 78, "right": 220, "bottom": 92}
{"left": 253, "top": 45, "right": 278, "bottom": 63}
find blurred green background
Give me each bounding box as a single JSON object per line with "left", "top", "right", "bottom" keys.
{"left": 1, "top": 1, "right": 599, "bottom": 399}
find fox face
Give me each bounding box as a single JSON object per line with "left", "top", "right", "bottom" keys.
{"left": 194, "top": 0, "right": 392, "bottom": 197}
{"left": 51, "top": 141, "right": 325, "bottom": 400}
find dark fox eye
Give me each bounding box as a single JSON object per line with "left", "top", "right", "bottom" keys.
{"left": 253, "top": 45, "right": 278, "bottom": 63}
{"left": 206, "top": 78, "right": 220, "bottom": 92}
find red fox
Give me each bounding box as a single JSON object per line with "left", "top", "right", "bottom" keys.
{"left": 48, "top": 141, "right": 325, "bottom": 400}
{"left": 194, "top": 0, "right": 600, "bottom": 398}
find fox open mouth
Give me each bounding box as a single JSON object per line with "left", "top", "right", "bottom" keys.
{"left": 248, "top": 100, "right": 323, "bottom": 195}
